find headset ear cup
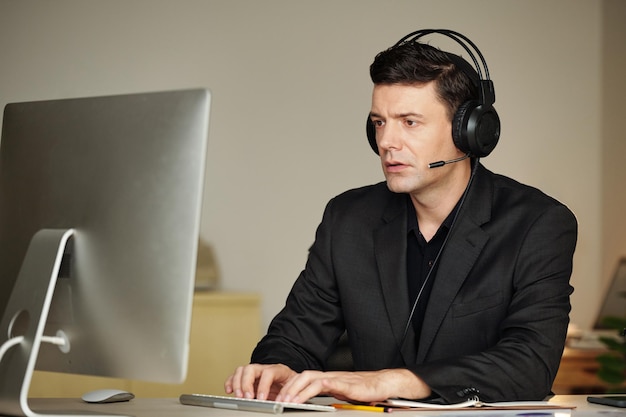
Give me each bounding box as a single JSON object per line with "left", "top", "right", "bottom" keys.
{"left": 366, "top": 116, "right": 379, "bottom": 155}
{"left": 452, "top": 101, "right": 501, "bottom": 158}
{"left": 452, "top": 101, "right": 474, "bottom": 154}
{"left": 471, "top": 105, "right": 500, "bottom": 157}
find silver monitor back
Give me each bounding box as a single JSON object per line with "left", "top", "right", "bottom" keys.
{"left": 595, "top": 257, "right": 626, "bottom": 329}
{"left": 0, "top": 89, "right": 210, "bottom": 385}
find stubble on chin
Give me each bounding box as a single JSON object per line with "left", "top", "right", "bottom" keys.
{"left": 384, "top": 175, "right": 417, "bottom": 195}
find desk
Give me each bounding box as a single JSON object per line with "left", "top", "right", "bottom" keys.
{"left": 25, "top": 395, "right": 614, "bottom": 416}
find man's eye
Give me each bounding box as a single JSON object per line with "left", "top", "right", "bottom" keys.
{"left": 372, "top": 120, "right": 384, "bottom": 127}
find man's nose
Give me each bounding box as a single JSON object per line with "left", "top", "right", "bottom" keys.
{"left": 377, "top": 123, "right": 402, "bottom": 152}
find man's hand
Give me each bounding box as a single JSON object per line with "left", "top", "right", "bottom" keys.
{"left": 225, "top": 363, "right": 298, "bottom": 401}
{"left": 275, "top": 368, "right": 431, "bottom": 403}
{"left": 225, "top": 365, "right": 431, "bottom": 403}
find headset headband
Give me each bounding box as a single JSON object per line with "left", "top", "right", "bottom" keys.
{"left": 395, "top": 29, "right": 489, "bottom": 79}
{"left": 395, "top": 29, "right": 495, "bottom": 107}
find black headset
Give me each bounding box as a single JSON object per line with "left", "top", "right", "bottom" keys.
{"left": 366, "top": 29, "right": 500, "bottom": 158}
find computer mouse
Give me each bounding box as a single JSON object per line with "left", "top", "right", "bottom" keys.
{"left": 81, "top": 388, "right": 135, "bottom": 403}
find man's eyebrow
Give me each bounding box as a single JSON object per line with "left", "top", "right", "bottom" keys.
{"left": 369, "top": 111, "right": 425, "bottom": 119}
{"left": 397, "top": 112, "right": 425, "bottom": 119}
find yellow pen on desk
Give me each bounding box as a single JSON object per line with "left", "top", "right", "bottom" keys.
{"left": 332, "top": 403, "right": 393, "bottom": 413}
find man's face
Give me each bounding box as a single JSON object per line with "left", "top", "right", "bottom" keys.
{"left": 369, "top": 82, "right": 465, "bottom": 196}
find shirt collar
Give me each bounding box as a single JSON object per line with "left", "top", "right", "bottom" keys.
{"left": 406, "top": 194, "right": 462, "bottom": 236}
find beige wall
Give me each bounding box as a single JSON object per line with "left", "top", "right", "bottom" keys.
{"left": 601, "top": 0, "right": 626, "bottom": 313}
{"left": 0, "top": 0, "right": 621, "bottom": 332}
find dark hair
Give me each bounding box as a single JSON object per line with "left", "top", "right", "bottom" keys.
{"left": 370, "top": 41, "right": 478, "bottom": 120}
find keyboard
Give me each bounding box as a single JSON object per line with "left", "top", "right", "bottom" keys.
{"left": 179, "top": 393, "right": 336, "bottom": 414}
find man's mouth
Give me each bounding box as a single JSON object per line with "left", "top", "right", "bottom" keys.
{"left": 384, "top": 160, "right": 408, "bottom": 172}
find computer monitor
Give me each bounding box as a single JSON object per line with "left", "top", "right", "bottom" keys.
{"left": 594, "top": 257, "right": 626, "bottom": 329}
{"left": 0, "top": 89, "right": 210, "bottom": 416}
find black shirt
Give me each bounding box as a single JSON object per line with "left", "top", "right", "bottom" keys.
{"left": 406, "top": 195, "right": 460, "bottom": 343}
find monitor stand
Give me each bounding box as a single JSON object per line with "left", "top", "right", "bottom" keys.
{"left": 0, "top": 229, "right": 129, "bottom": 417}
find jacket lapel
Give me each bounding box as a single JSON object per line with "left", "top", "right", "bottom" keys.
{"left": 416, "top": 165, "right": 493, "bottom": 363}
{"left": 373, "top": 194, "right": 418, "bottom": 365}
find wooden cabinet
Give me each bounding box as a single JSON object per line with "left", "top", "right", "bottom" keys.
{"left": 553, "top": 347, "right": 626, "bottom": 394}
{"left": 28, "top": 292, "right": 261, "bottom": 398}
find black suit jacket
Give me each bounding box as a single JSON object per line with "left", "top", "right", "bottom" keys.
{"left": 252, "top": 163, "right": 577, "bottom": 403}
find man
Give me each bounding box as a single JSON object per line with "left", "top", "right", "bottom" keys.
{"left": 225, "top": 29, "right": 577, "bottom": 405}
